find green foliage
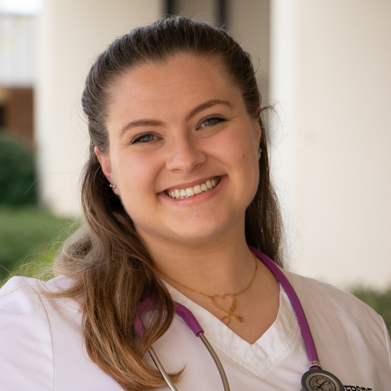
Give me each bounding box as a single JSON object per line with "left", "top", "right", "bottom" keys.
{"left": 0, "top": 133, "right": 37, "bottom": 205}
{"left": 351, "top": 285, "right": 391, "bottom": 337}
{"left": 0, "top": 206, "right": 79, "bottom": 283}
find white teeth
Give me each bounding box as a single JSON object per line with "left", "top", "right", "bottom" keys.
{"left": 186, "top": 187, "right": 194, "bottom": 197}
{"left": 166, "top": 177, "right": 221, "bottom": 200}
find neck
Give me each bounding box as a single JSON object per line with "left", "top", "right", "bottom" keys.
{"left": 142, "top": 233, "right": 255, "bottom": 296}
{"left": 139, "top": 227, "right": 281, "bottom": 342}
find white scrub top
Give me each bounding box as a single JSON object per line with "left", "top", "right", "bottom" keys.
{"left": 0, "top": 270, "right": 390, "bottom": 390}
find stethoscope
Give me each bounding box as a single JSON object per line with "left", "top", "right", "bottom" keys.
{"left": 136, "top": 246, "right": 344, "bottom": 391}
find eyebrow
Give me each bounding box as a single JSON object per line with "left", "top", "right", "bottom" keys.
{"left": 119, "top": 119, "right": 163, "bottom": 139}
{"left": 185, "top": 99, "right": 233, "bottom": 121}
{"left": 119, "top": 99, "right": 233, "bottom": 138}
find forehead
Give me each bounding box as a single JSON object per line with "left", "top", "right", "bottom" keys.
{"left": 105, "top": 54, "right": 242, "bottom": 123}
{"left": 110, "top": 53, "right": 230, "bottom": 86}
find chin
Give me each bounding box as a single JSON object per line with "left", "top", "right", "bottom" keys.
{"left": 170, "top": 220, "right": 238, "bottom": 245}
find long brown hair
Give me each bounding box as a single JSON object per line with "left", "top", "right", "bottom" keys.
{"left": 53, "top": 16, "right": 283, "bottom": 390}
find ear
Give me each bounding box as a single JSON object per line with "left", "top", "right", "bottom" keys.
{"left": 94, "top": 146, "right": 116, "bottom": 191}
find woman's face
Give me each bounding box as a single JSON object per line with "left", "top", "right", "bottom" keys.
{"left": 96, "top": 54, "right": 261, "bottom": 247}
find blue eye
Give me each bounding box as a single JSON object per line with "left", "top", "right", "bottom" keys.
{"left": 131, "top": 134, "right": 157, "bottom": 144}
{"left": 200, "top": 117, "right": 225, "bottom": 128}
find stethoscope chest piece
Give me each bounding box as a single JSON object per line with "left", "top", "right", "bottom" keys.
{"left": 301, "top": 369, "right": 344, "bottom": 391}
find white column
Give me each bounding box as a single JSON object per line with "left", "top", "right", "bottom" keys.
{"left": 269, "top": 0, "right": 299, "bottom": 265}
{"left": 270, "top": 0, "right": 391, "bottom": 288}
{"left": 35, "top": 0, "right": 161, "bottom": 216}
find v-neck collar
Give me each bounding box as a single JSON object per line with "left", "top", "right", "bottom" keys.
{"left": 164, "top": 282, "right": 301, "bottom": 377}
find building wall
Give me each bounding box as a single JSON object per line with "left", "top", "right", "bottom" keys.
{"left": 270, "top": 0, "right": 391, "bottom": 288}
{"left": 0, "top": 14, "right": 35, "bottom": 87}
{"left": 229, "top": 0, "right": 269, "bottom": 101}
{"left": 174, "top": 0, "right": 216, "bottom": 23}
{"left": 0, "top": 87, "right": 34, "bottom": 146}
{"left": 0, "top": 14, "right": 35, "bottom": 147}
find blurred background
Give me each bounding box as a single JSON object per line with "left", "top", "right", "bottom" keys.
{"left": 0, "top": 0, "right": 390, "bottom": 330}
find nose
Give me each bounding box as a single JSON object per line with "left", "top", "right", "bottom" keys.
{"left": 165, "top": 135, "right": 206, "bottom": 173}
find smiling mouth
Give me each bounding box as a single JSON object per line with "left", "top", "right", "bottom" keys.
{"left": 165, "top": 177, "right": 221, "bottom": 200}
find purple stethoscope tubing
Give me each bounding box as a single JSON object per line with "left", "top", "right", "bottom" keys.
{"left": 136, "top": 247, "right": 322, "bottom": 390}
{"left": 135, "top": 300, "right": 205, "bottom": 337}
{"left": 249, "top": 246, "right": 321, "bottom": 370}
{"left": 136, "top": 301, "right": 230, "bottom": 391}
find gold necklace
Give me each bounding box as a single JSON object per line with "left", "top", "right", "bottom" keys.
{"left": 157, "top": 253, "right": 258, "bottom": 325}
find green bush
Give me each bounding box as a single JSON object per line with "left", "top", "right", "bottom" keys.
{"left": 351, "top": 286, "right": 391, "bottom": 337}
{"left": 0, "top": 206, "right": 79, "bottom": 282}
{"left": 0, "top": 133, "right": 37, "bottom": 205}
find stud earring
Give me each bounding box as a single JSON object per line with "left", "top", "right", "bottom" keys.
{"left": 109, "top": 184, "right": 116, "bottom": 189}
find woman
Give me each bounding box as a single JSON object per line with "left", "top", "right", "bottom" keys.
{"left": 0, "top": 17, "right": 390, "bottom": 391}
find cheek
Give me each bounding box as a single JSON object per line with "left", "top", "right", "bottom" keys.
{"left": 114, "top": 152, "right": 159, "bottom": 197}
{"left": 217, "top": 127, "right": 258, "bottom": 163}
{"left": 114, "top": 155, "right": 158, "bottom": 224}
{"left": 227, "top": 127, "right": 260, "bottom": 189}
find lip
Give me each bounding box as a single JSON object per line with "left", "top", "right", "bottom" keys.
{"left": 162, "top": 175, "right": 222, "bottom": 193}
{"left": 159, "top": 175, "right": 226, "bottom": 205}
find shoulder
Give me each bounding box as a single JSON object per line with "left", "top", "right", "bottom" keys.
{"left": 0, "top": 277, "right": 124, "bottom": 390}
{"left": 0, "top": 275, "right": 76, "bottom": 313}
{"left": 0, "top": 276, "right": 79, "bottom": 390}
{"left": 0, "top": 274, "right": 78, "bottom": 329}
{"left": 283, "top": 270, "right": 382, "bottom": 324}
{"left": 0, "top": 275, "right": 81, "bottom": 340}
{"left": 282, "top": 269, "right": 391, "bottom": 380}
